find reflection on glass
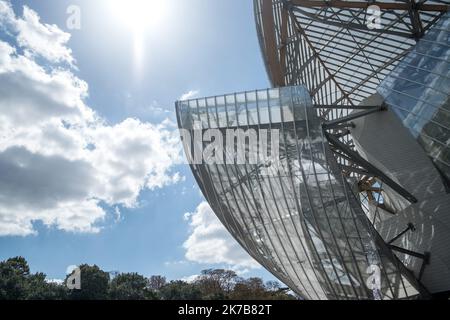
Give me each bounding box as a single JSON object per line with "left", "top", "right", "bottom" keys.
{"left": 379, "top": 12, "right": 450, "bottom": 182}
{"left": 176, "top": 86, "right": 419, "bottom": 300}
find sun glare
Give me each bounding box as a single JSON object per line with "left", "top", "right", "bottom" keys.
{"left": 109, "top": 0, "right": 169, "bottom": 71}
{"left": 110, "top": 0, "right": 168, "bottom": 32}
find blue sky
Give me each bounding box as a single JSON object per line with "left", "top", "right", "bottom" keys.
{"left": 0, "top": 0, "right": 277, "bottom": 282}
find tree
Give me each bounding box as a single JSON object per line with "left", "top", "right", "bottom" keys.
{"left": 26, "top": 273, "right": 68, "bottom": 300}
{"left": 159, "top": 281, "right": 202, "bottom": 300}
{"left": 0, "top": 256, "right": 68, "bottom": 300}
{"left": 68, "top": 264, "right": 109, "bottom": 300}
{"left": 0, "top": 256, "right": 298, "bottom": 300}
{"left": 265, "top": 280, "right": 281, "bottom": 291}
{"left": 0, "top": 257, "right": 30, "bottom": 300}
{"left": 230, "top": 277, "right": 270, "bottom": 300}
{"left": 265, "top": 280, "right": 296, "bottom": 300}
{"left": 195, "top": 269, "right": 239, "bottom": 299}
{"left": 148, "top": 275, "right": 166, "bottom": 291}
{"left": 109, "top": 273, "right": 156, "bottom": 300}
{"left": 230, "top": 277, "right": 296, "bottom": 300}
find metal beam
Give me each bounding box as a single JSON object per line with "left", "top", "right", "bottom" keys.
{"left": 340, "top": 159, "right": 431, "bottom": 298}
{"left": 388, "top": 223, "right": 416, "bottom": 244}
{"left": 408, "top": 0, "right": 425, "bottom": 39}
{"left": 261, "top": 0, "right": 285, "bottom": 86}
{"left": 389, "top": 245, "right": 429, "bottom": 261}
{"left": 323, "top": 106, "right": 385, "bottom": 129}
{"left": 327, "top": 123, "right": 355, "bottom": 130}
{"left": 333, "top": 129, "right": 351, "bottom": 138}
{"left": 279, "top": 7, "right": 289, "bottom": 81}
{"left": 313, "top": 104, "right": 382, "bottom": 110}
{"left": 289, "top": 0, "right": 450, "bottom": 12}
{"left": 341, "top": 164, "right": 370, "bottom": 176}
{"left": 325, "top": 132, "right": 418, "bottom": 203}
{"left": 419, "top": 252, "right": 431, "bottom": 280}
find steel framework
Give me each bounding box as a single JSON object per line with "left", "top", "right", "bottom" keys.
{"left": 255, "top": 0, "right": 448, "bottom": 104}
{"left": 175, "top": 0, "right": 450, "bottom": 300}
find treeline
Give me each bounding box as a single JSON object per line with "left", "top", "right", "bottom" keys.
{"left": 0, "top": 257, "right": 297, "bottom": 300}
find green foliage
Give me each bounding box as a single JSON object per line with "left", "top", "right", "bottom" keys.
{"left": 0, "top": 257, "right": 68, "bottom": 300}
{"left": 26, "top": 273, "right": 68, "bottom": 300}
{"left": 0, "top": 257, "right": 30, "bottom": 300}
{"left": 230, "top": 277, "right": 268, "bottom": 300}
{"left": 0, "top": 257, "right": 297, "bottom": 300}
{"left": 68, "top": 264, "right": 110, "bottom": 300}
{"left": 109, "top": 272, "right": 156, "bottom": 300}
{"left": 159, "top": 280, "right": 202, "bottom": 300}
{"left": 196, "top": 269, "right": 239, "bottom": 299}
{"left": 148, "top": 275, "right": 166, "bottom": 291}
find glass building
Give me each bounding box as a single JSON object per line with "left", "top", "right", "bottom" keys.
{"left": 379, "top": 12, "right": 450, "bottom": 184}
{"left": 176, "top": 1, "right": 450, "bottom": 299}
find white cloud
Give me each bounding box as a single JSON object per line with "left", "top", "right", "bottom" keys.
{"left": 164, "top": 260, "right": 189, "bottom": 267}
{"left": 179, "top": 90, "right": 199, "bottom": 101}
{"left": 146, "top": 101, "right": 173, "bottom": 116}
{"left": 1, "top": 1, "right": 74, "bottom": 65}
{"left": 183, "top": 202, "right": 260, "bottom": 271}
{"left": 0, "top": 2, "right": 183, "bottom": 236}
{"left": 46, "top": 278, "right": 64, "bottom": 285}
{"left": 124, "top": 98, "right": 174, "bottom": 121}
{"left": 0, "top": 1, "right": 15, "bottom": 28}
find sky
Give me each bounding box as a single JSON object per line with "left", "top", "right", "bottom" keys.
{"left": 0, "top": 0, "right": 278, "bottom": 282}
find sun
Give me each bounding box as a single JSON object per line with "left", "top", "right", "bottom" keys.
{"left": 109, "top": 0, "right": 168, "bottom": 32}
{"left": 108, "top": 0, "right": 169, "bottom": 69}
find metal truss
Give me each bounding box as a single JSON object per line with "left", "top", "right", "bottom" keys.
{"left": 255, "top": 0, "right": 449, "bottom": 107}
{"left": 176, "top": 86, "right": 435, "bottom": 300}
{"left": 174, "top": 0, "right": 450, "bottom": 300}
{"left": 253, "top": 0, "right": 449, "bottom": 299}
{"left": 324, "top": 129, "right": 418, "bottom": 204}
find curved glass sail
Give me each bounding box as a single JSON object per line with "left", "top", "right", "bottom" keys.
{"left": 379, "top": 12, "right": 450, "bottom": 183}
{"left": 176, "top": 86, "right": 423, "bottom": 299}
{"left": 175, "top": 0, "right": 450, "bottom": 300}
{"left": 249, "top": 0, "right": 450, "bottom": 299}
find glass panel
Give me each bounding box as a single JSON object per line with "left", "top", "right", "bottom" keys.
{"left": 268, "top": 88, "right": 281, "bottom": 123}
{"left": 246, "top": 91, "right": 258, "bottom": 126}
{"left": 379, "top": 12, "right": 450, "bottom": 181}
{"left": 177, "top": 85, "right": 419, "bottom": 300}
{"left": 257, "top": 90, "right": 270, "bottom": 124}
{"left": 206, "top": 97, "right": 218, "bottom": 128}
{"left": 236, "top": 92, "right": 248, "bottom": 126}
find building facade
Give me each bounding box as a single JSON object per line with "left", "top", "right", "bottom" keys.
{"left": 176, "top": 0, "right": 450, "bottom": 299}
